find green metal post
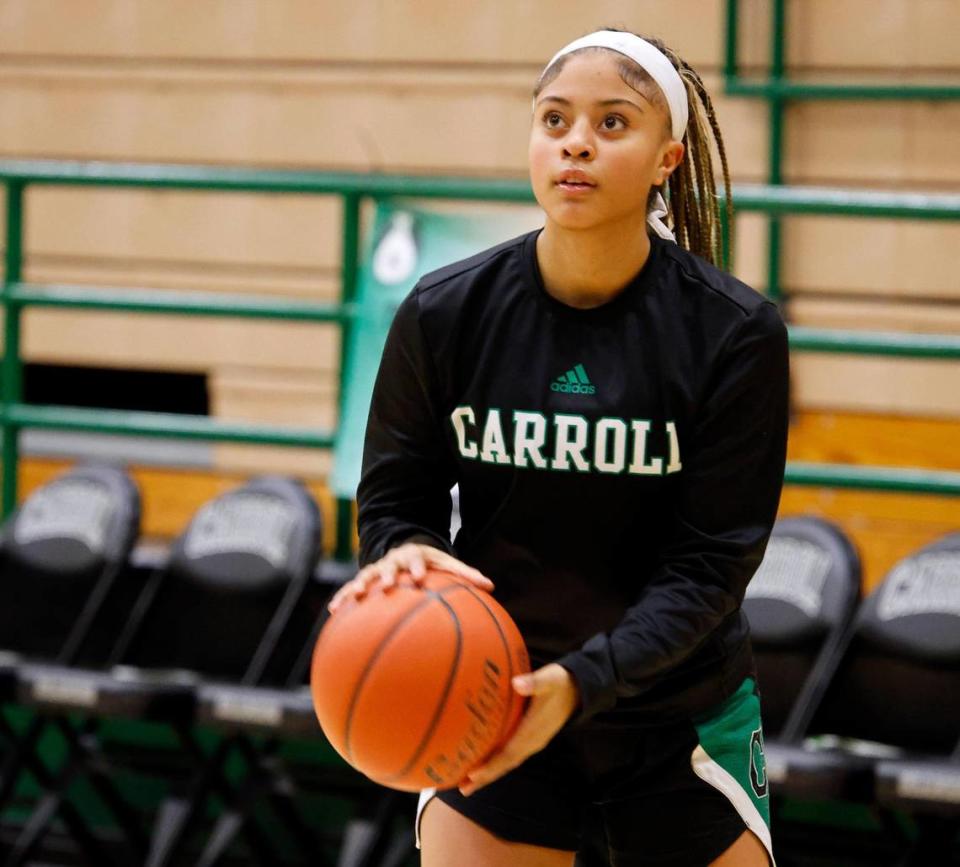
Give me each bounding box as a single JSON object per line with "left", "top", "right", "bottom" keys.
{"left": 766, "top": 0, "right": 786, "bottom": 304}
{"left": 724, "top": 0, "right": 739, "bottom": 80}
{"left": 719, "top": 202, "right": 731, "bottom": 272}
{"left": 336, "top": 193, "right": 362, "bottom": 561}
{"left": 2, "top": 182, "right": 24, "bottom": 517}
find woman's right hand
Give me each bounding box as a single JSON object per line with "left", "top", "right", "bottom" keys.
{"left": 327, "top": 543, "right": 494, "bottom": 614}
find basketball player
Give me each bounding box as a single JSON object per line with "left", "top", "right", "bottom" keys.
{"left": 329, "top": 28, "right": 787, "bottom": 867}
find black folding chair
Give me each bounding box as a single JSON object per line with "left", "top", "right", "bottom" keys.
{"left": 13, "top": 475, "right": 320, "bottom": 866}
{"left": 0, "top": 463, "right": 140, "bottom": 863}
{"left": 825, "top": 533, "right": 960, "bottom": 865}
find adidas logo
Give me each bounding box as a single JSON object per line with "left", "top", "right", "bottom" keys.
{"left": 550, "top": 363, "right": 596, "bottom": 395}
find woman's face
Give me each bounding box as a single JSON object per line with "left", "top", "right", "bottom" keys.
{"left": 528, "top": 52, "right": 684, "bottom": 233}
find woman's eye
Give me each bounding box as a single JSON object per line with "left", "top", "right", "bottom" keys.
{"left": 602, "top": 115, "right": 626, "bottom": 131}
{"left": 544, "top": 112, "right": 564, "bottom": 128}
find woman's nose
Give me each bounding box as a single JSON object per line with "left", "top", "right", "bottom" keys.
{"left": 562, "top": 120, "right": 595, "bottom": 160}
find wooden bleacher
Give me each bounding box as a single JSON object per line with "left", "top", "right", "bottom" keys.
{"left": 1, "top": 0, "right": 958, "bottom": 593}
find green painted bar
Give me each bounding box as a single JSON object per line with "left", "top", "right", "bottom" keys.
{"left": 766, "top": 219, "right": 783, "bottom": 302}
{"left": 336, "top": 499, "right": 355, "bottom": 564}
{"left": 765, "top": 0, "right": 786, "bottom": 304}
{"left": 2, "top": 182, "right": 25, "bottom": 517}
{"left": 2, "top": 161, "right": 959, "bottom": 219}
{"left": 0, "top": 160, "right": 960, "bottom": 220}
{"left": 7, "top": 283, "right": 353, "bottom": 322}
{"left": 0, "top": 160, "right": 537, "bottom": 201}
{"left": 336, "top": 193, "right": 362, "bottom": 561}
{"left": 771, "top": 0, "right": 786, "bottom": 83}
{"left": 731, "top": 184, "right": 960, "bottom": 219}
{"left": 337, "top": 193, "right": 362, "bottom": 404}
{"left": 726, "top": 80, "right": 960, "bottom": 101}
{"left": 788, "top": 327, "right": 960, "bottom": 359}
{"left": 718, "top": 205, "right": 731, "bottom": 272}
{"left": 785, "top": 462, "right": 960, "bottom": 496}
{"left": 3, "top": 405, "right": 336, "bottom": 448}
{"left": 724, "top": 0, "right": 739, "bottom": 79}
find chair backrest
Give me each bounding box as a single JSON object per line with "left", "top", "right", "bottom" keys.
{"left": 0, "top": 464, "right": 140, "bottom": 664}
{"left": 743, "top": 516, "right": 861, "bottom": 739}
{"left": 119, "top": 476, "right": 321, "bottom": 684}
{"left": 812, "top": 532, "right": 960, "bottom": 755}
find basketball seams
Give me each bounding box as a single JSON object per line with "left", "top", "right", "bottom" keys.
{"left": 457, "top": 582, "right": 522, "bottom": 751}
{"left": 342, "top": 590, "right": 436, "bottom": 763}
{"left": 380, "top": 585, "right": 467, "bottom": 783}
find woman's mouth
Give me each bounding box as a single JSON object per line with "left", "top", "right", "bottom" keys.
{"left": 556, "top": 180, "right": 596, "bottom": 193}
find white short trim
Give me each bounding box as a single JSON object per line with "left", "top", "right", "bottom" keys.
{"left": 691, "top": 745, "right": 776, "bottom": 866}
{"left": 415, "top": 787, "right": 438, "bottom": 850}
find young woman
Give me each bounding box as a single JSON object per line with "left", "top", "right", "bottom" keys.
{"left": 329, "top": 28, "right": 788, "bottom": 867}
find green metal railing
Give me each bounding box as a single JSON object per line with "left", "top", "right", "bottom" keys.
{"left": 2, "top": 160, "right": 960, "bottom": 560}
{"left": 724, "top": 0, "right": 960, "bottom": 303}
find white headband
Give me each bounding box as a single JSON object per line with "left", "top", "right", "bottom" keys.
{"left": 542, "top": 31, "right": 688, "bottom": 142}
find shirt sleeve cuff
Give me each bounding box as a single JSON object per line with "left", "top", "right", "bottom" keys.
{"left": 555, "top": 634, "right": 619, "bottom": 726}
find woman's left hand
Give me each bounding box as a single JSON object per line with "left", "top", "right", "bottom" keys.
{"left": 458, "top": 663, "right": 579, "bottom": 796}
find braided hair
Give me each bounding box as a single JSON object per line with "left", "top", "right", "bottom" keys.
{"left": 532, "top": 29, "right": 734, "bottom": 270}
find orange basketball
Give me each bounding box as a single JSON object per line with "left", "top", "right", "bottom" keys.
{"left": 310, "top": 569, "right": 530, "bottom": 792}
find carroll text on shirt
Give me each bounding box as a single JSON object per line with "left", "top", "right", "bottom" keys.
{"left": 450, "top": 406, "right": 682, "bottom": 476}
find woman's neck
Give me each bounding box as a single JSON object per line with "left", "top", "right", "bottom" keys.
{"left": 536, "top": 218, "right": 652, "bottom": 309}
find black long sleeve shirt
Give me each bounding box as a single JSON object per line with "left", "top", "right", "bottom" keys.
{"left": 357, "top": 229, "right": 789, "bottom": 725}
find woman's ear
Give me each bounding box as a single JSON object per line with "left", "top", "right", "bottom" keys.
{"left": 656, "top": 140, "right": 685, "bottom": 186}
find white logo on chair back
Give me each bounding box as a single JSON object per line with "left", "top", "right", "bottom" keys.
{"left": 745, "top": 538, "right": 831, "bottom": 617}
{"left": 877, "top": 554, "right": 960, "bottom": 621}
{"left": 15, "top": 480, "right": 113, "bottom": 553}
{"left": 184, "top": 493, "right": 295, "bottom": 568}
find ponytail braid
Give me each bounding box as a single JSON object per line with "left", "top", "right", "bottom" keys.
{"left": 652, "top": 37, "right": 734, "bottom": 269}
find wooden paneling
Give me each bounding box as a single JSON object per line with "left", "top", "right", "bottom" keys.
{"left": 792, "top": 355, "right": 960, "bottom": 418}
{"left": 19, "top": 309, "right": 340, "bottom": 373}
{"left": 6, "top": 0, "right": 957, "bottom": 72}
{"left": 24, "top": 261, "right": 340, "bottom": 301}
{"left": 787, "top": 411, "right": 960, "bottom": 471}
{"left": 785, "top": 100, "right": 960, "bottom": 188}
{"left": 1, "top": 0, "right": 958, "bottom": 494}
{"left": 24, "top": 188, "right": 344, "bottom": 274}
{"left": 789, "top": 0, "right": 960, "bottom": 71}
{"left": 6, "top": 60, "right": 959, "bottom": 188}
{"left": 789, "top": 297, "right": 960, "bottom": 333}
{"left": 782, "top": 217, "right": 960, "bottom": 298}
{"left": 0, "top": 63, "right": 535, "bottom": 174}
{"left": 0, "top": 0, "right": 759, "bottom": 70}
{"left": 209, "top": 366, "right": 338, "bottom": 476}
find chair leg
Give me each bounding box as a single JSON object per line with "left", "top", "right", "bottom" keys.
{"left": 340, "top": 792, "right": 412, "bottom": 867}
{"left": 0, "top": 714, "right": 125, "bottom": 867}
{"left": 195, "top": 809, "right": 246, "bottom": 867}
{"left": 0, "top": 716, "right": 45, "bottom": 811}
{"left": 144, "top": 797, "right": 198, "bottom": 867}
{"left": 3, "top": 766, "right": 114, "bottom": 867}
{"left": 195, "top": 733, "right": 326, "bottom": 866}
{"left": 143, "top": 735, "right": 233, "bottom": 867}
{"left": 237, "top": 736, "right": 323, "bottom": 861}
{"left": 54, "top": 717, "right": 149, "bottom": 854}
